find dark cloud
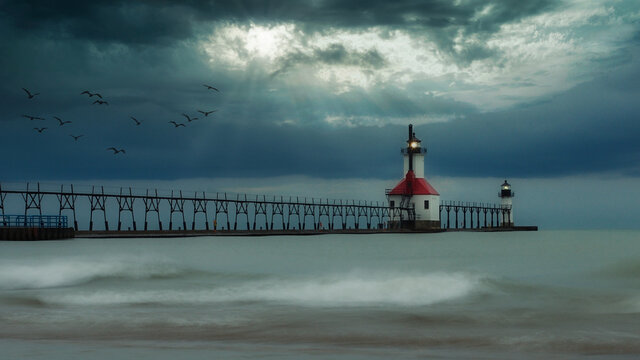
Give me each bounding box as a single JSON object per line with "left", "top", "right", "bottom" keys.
{"left": 272, "top": 43, "right": 386, "bottom": 77}
{"left": 1, "top": 0, "right": 555, "bottom": 63}
{"left": 0, "top": 0, "right": 639, "bottom": 184}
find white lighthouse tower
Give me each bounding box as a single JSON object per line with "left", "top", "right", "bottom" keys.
{"left": 499, "top": 180, "right": 514, "bottom": 227}
{"left": 386, "top": 124, "right": 440, "bottom": 230}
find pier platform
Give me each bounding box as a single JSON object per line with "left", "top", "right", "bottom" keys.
{"left": 0, "top": 215, "right": 75, "bottom": 241}
{"left": 74, "top": 226, "right": 535, "bottom": 238}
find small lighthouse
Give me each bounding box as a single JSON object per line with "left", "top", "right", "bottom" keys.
{"left": 387, "top": 124, "right": 440, "bottom": 229}
{"left": 499, "top": 180, "right": 514, "bottom": 227}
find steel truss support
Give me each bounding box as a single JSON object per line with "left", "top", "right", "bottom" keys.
{"left": 303, "top": 199, "right": 315, "bottom": 230}
{"left": 89, "top": 186, "right": 108, "bottom": 231}
{"left": 253, "top": 195, "right": 268, "bottom": 230}
{"left": 23, "top": 183, "right": 44, "bottom": 224}
{"left": 117, "top": 187, "right": 136, "bottom": 231}
{"left": 270, "top": 196, "right": 285, "bottom": 230}
{"left": 317, "top": 201, "right": 330, "bottom": 230}
{"left": 370, "top": 205, "right": 381, "bottom": 229}
{"left": 287, "top": 198, "right": 301, "bottom": 230}
{"left": 192, "top": 192, "right": 209, "bottom": 230}
{"left": 57, "top": 184, "right": 78, "bottom": 230}
{"left": 143, "top": 189, "right": 161, "bottom": 231}
{"left": 233, "top": 194, "right": 250, "bottom": 231}
{"left": 214, "top": 193, "right": 230, "bottom": 231}
{"left": 463, "top": 206, "right": 468, "bottom": 229}
{"left": 454, "top": 206, "right": 460, "bottom": 229}
{"left": 169, "top": 190, "right": 187, "bottom": 230}
{"left": 357, "top": 202, "right": 369, "bottom": 229}
{"left": 331, "top": 202, "right": 343, "bottom": 230}
{"left": 380, "top": 207, "right": 390, "bottom": 229}
{"left": 345, "top": 202, "right": 357, "bottom": 229}
{"left": 483, "top": 208, "right": 488, "bottom": 228}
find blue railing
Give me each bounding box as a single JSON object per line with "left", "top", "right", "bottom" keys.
{"left": 0, "top": 215, "right": 68, "bottom": 228}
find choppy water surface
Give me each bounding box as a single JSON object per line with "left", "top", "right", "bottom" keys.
{"left": 1, "top": 231, "right": 639, "bottom": 359}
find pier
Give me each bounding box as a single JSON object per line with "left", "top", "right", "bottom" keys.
{"left": 0, "top": 182, "right": 529, "bottom": 240}
{"left": 0, "top": 214, "right": 74, "bottom": 240}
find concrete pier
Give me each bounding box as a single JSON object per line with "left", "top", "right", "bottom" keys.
{"left": 0, "top": 227, "right": 75, "bottom": 241}
{"left": 74, "top": 226, "right": 535, "bottom": 238}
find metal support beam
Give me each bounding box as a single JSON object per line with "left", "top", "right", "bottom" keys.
{"left": 192, "top": 192, "right": 208, "bottom": 230}
{"left": 88, "top": 186, "right": 108, "bottom": 231}
{"left": 57, "top": 184, "right": 78, "bottom": 230}
{"left": 143, "top": 189, "right": 161, "bottom": 231}
{"left": 117, "top": 187, "right": 136, "bottom": 231}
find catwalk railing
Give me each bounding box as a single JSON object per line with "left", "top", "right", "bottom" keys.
{"left": 0, "top": 182, "right": 417, "bottom": 232}
{"left": 0, "top": 215, "right": 69, "bottom": 228}
{"left": 439, "top": 200, "right": 512, "bottom": 229}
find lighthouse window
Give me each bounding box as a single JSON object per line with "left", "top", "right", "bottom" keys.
{"left": 424, "top": 200, "right": 429, "bottom": 209}
{"left": 390, "top": 201, "right": 395, "bottom": 208}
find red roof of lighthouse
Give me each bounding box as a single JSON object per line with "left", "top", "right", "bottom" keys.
{"left": 388, "top": 170, "right": 439, "bottom": 196}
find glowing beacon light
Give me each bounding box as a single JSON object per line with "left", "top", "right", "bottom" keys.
{"left": 498, "top": 180, "right": 515, "bottom": 227}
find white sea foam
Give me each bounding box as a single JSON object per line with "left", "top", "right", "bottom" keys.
{"left": 247, "top": 271, "right": 480, "bottom": 306}
{"left": 0, "top": 256, "right": 182, "bottom": 290}
{"left": 42, "top": 271, "right": 480, "bottom": 307}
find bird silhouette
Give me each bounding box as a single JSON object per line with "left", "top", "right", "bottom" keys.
{"left": 93, "top": 100, "right": 108, "bottom": 105}
{"left": 22, "top": 114, "right": 45, "bottom": 121}
{"left": 70, "top": 135, "right": 84, "bottom": 141}
{"left": 54, "top": 116, "right": 72, "bottom": 126}
{"left": 169, "top": 121, "right": 186, "bottom": 128}
{"left": 130, "top": 116, "right": 142, "bottom": 125}
{"left": 203, "top": 84, "right": 219, "bottom": 92}
{"left": 198, "top": 110, "right": 217, "bottom": 117}
{"left": 33, "top": 127, "right": 47, "bottom": 133}
{"left": 81, "top": 90, "right": 103, "bottom": 98}
{"left": 22, "top": 88, "right": 40, "bottom": 99}
{"left": 181, "top": 113, "right": 198, "bottom": 122}
{"left": 106, "top": 147, "right": 126, "bottom": 154}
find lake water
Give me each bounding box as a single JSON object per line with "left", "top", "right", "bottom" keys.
{"left": 1, "top": 231, "right": 639, "bottom": 359}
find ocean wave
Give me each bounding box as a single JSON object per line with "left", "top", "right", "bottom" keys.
{"left": 0, "top": 256, "right": 187, "bottom": 290}
{"left": 40, "top": 271, "right": 481, "bottom": 307}
{"left": 599, "top": 258, "right": 640, "bottom": 278}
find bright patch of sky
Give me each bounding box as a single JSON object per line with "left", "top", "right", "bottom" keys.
{"left": 202, "top": 0, "right": 638, "bottom": 119}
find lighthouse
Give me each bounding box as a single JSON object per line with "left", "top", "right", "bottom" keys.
{"left": 499, "top": 180, "right": 514, "bottom": 227}
{"left": 386, "top": 124, "right": 440, "bottom": 229}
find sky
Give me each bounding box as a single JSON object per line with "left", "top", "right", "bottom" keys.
{"left": 1, "top": 0, "right": 639, "bottom": 229}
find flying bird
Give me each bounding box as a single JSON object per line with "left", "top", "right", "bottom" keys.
{"left": 93, "top": 100, "right": 109, "bottom": 105}
{"left": 54, "top": 116, "right": 72, "bottom": 126}
{"left": 169, "top": 121, "right": 186, "bottom": 128}
{"left": 33, "top": 127, "right": 47, "bottom": 133}
{"left": 106, "top": 147, "right": 126, "bottom": 154}
{"left": 70, "top": 135, "right": 84, "bottom": 141}
{"left": 130, "top": 116, "right": 142, "bottom": 125}
{"left": 198, "top": 110, "right": 217, "bottom": 117}
{"left": 182, "top": 113, "right": 198, "bottom": 122}
{"left": 81, "top": 90, "right": 103, "bottom": 98}
{"left": 22, "top": 114, "right": 45, "bottom": 121}
{"left": 203, "top": 84, "right": 219, "bottom": 92}
{"left": 22, "top": 88, "right": 40, "bottom": 99}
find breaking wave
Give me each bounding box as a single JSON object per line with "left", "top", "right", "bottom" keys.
{"left": 40, "top": 271, "right": 481, "bottom": 307}
{"left": 0, "top": 256, "right": 186, "bottom": 290}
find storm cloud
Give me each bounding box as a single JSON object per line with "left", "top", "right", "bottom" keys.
{"left": 0, "top": 0, "right": 639, "bottom": 184}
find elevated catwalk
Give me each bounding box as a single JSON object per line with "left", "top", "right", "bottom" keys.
{"left": 1, "top": 182, "right": 534, "bottom": 240}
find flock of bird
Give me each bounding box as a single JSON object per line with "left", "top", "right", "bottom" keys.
{"left": 19, "top": 84, "right": 221, "bottom": 155}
